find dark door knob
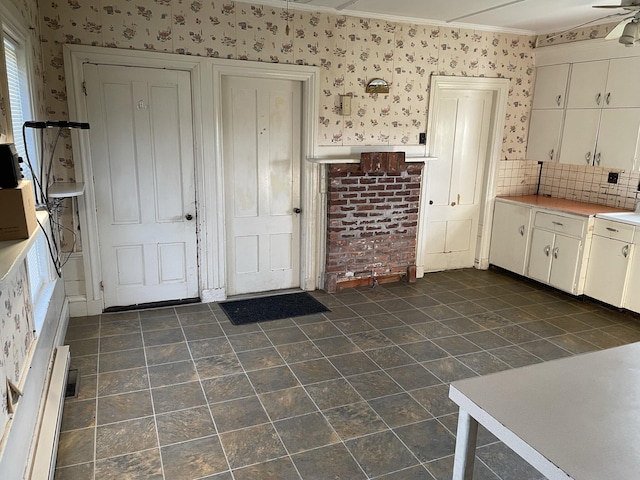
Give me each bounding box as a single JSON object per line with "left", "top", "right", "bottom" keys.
{"left": 429, "top": 200, "right": 433, "bottom": 205}
{"left": 185, "top": 213, "right": 193, "bottom": 220}
{"left": 293, "top": 208, "right": 301, "bottom": 214}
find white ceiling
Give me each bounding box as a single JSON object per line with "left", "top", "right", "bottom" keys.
{"left": 274, "top": 0, "right": 634, "bottom": 35}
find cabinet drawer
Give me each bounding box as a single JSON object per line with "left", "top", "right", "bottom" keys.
{"left": 534, "top": 212, "right": 585, "bottom": 237}
{"left": 593, "top": 218, "right": 634, "bottom": 242}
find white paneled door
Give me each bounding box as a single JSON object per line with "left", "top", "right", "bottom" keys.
{"left": 422, "top": 89, "right": 494, "bottom": 272}
{"left": 222, "top": 76, "right": 301, "bottom": 296}
{"left": 84, "top": 64, "right": 198, "bottom": 309}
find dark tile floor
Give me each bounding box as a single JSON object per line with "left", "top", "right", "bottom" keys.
{"left": 54, "top": 268, "right": 640, "bottom": 480}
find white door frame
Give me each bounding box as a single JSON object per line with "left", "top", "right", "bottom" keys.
{"left": 64, "top": 44, "right": 321, "bottom": 315}
{"left": 212, "top": 63, "right": 320, "bottom": 298}
{"left": 416, "top": 75, "right": 510, "bottom": 277}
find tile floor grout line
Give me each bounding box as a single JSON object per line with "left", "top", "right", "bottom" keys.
{"left": 57, "top": 269, "right": 640, "bottom": 480}
{"left": 181, "top": 308, "right": 238, "bottom": 480}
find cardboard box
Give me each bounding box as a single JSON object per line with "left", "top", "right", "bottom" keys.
{"left": 0, "top": 180, "right": 38, "bottom": 241}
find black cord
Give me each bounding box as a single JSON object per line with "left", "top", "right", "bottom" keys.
{"left": 44, "top": 128, "right": 63, "bottom": 200}
{"left": 21, "top": 124, "right": 46, "bottom": 204}
{"left": 21, "top": 124, "right": 63, "bottom": 277}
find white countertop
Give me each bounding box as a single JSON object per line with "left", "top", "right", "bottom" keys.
{"left": 450, "top": 342, "right": 640, "bottom": 480}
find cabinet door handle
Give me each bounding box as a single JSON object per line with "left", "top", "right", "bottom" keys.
{"left": 605, "top": 92, "right": 611, "bottom": 105}
{"left": 544, "top": 245, "right": 551, "bottom": 257}
{"left": 596, "top": 93, "right": 602, "bottom": 105}
{"left": 595, "top": 152, "right": 601, "bottom": 165}
{"left": 585, "top": 151, "right": 592, "bottom": 164}
{"left": 623, "top": 245, "right": 630, "bottom": 258}
{"left": 552, "top": 221, "right": 564, "bottom": 226}
{"left": 519, "top": 225, "right": 525, "bottom": 236}
{"left": 556, "top": 95, "right": 562, "bottom": 106}
{"left": 549, "top": 149, "right": 554, "bottom": 160}
{"left": 552, "top": 246, "right": 559, "bottom": 259}
{"left": 606, "top": 227, "right": 619, "bottom": 233}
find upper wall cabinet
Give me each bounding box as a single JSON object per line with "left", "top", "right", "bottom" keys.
{"left": 567, "top": 57, "right": 640, "bottom": 109}
{"left": 531, "top": 64, "right": 570, "bottom": 109}
{"left": 566, "top": 60, "right": 609, "bottom": 109}
{"left": 526, "top": 109, "right": 564, "bottom": 162}
{"left": 558, "top": 108, "right": 640, "bottom": 169}
{"left": 530, "top": 42, "right": 640, "bottom": 170}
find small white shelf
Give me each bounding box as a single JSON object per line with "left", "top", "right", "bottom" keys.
{"left": 47, "top": 182, "right": 85, "bottom": 198}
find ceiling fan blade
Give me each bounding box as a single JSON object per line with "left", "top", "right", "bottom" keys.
{"left": 606, "top": 18, "right": 632, "bottom": 38}
{"left": 594, "top": 0, "right": 640, "bottom": 7}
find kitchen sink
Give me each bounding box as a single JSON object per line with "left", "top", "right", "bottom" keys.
{"left": 596, "top": 211, "right": 640, "bottom": 226}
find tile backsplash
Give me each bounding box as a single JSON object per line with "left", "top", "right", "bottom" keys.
{"left": 496, "top": 159, "right": 541, "bottom": 196}
{"left": 497, "top": 160, "right": 640, "bottom": 210}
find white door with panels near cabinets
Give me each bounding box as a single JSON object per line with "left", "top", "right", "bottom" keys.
{"left": 422, "top": 89, "right": 494, "bottom": 272}
{"left": 84, "top": 64, "right": 198, "bottom": 309}
{"left": 222, "top": 75, "right": 302, "bottom": 296}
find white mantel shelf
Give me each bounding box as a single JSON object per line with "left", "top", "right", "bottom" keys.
{"left": 307, "top": 156, "right": 437, "bottom": 164}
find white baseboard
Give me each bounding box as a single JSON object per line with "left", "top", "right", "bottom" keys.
{"left": 68, "top": 295, "right": 103, "bottom": 317}
{"left": 201, "top": 288, "right": 226, "bottom": 303}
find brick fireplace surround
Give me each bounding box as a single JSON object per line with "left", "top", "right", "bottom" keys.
{"left": 325, "top": 152, "right": 424, "bottom": 293}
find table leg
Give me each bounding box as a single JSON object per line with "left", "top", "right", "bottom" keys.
{"left": 452, "top": 408, "right": 479, "bottom": 480}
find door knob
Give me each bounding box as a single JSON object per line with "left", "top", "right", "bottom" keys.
{"left": 429, "top": 200, "right": 433, "bottom": 205}
{"left": 293, "top": 208, "right": 301, "bottom": 214}
{"left": 185, "top": 213, "right": 193, "bottom": 220}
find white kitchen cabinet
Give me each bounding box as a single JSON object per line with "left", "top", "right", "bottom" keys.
{"left": 489, "top": 200, "right": 532, "bottom": 275}
{"left": 624, "top": 236, "right": 640, "bottom": 314}
{"left": 566, "top": 57, "right": 640, "bottom": 109}
{"left": 556, "top": 56, "right": 640, "bottom": 170}
{"left": 603, "top": 57, "right": 640, "bottom": 108}
{"left": 559, "top": 108, "right": 640, "bottom": 169}
{"left": 527, "top": 228, "right": 553, "bottom": 284}
{"left": 528, "top": 229, "right": 582, "bottom": 294}
{"left": 526, "top": 212, "right": 586, "bottom": 294}
{"left": 532, "top": 64, "right": 570, "bottom": 110}
{"left": 595, "top": 109, "right": 640, "bottom": 170}
{"left": 557, "top": 109, "right": 600, "bottom": 166}
{"left": 566, "top": 60, "right": 609, "bottom": 109}
{"left": 585, "top": 220, "right": 633, "bottom": 307}
{"left": 526, "top": 109, "right": 564, "bottom": 162}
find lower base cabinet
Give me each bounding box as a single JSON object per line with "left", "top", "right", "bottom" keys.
{"left": 528, "top": 229, "right": 582, "bottom": 294}
{"left": 624, "top": 238, "right": 640, "bottom": 313}
{"left": 585, "top": 235, "right": 631, "bottom": 308}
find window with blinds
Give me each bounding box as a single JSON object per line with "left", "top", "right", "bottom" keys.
{"left": 3, "top": 31, "right": 52, "bottom": 313}
{"left": 3, "top": 34, "right": 34, "bottom": 180}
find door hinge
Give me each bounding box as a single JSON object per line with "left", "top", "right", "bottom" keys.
{"left": 82, "top": 81, "right": 87, "bottom": 96}
{"left": 100, "top": 281, "right": 104, "bottom": 291}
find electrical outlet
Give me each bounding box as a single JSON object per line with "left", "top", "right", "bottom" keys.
{"left": 608, "top": 172, "right": 619, "bottom": 184}
{"left": 419, "top": 132, "right": 426, "bottom": 145}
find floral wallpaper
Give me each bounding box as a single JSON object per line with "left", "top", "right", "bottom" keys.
{"left": 0, "top": 262, "right": 35, "bottom": 439}
{"left": 37, "top": 0, "right": 537, "bottom": 183}
{"left": 536, "top": 20, "right": 619, "bottom": 47}
{"left": 0, "top": 0, "right": 43, "bottom": 442}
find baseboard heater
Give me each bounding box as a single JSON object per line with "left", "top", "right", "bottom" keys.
{"left": 29, "top": 345, "right": 70, "bottom": 480}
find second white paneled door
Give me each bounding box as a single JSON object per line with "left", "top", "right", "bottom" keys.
{"left": 422, "top": 89, "right": 494, "bottom": 272}
{"left": 84, "top": 64, "right": 198, "bottom": 309}
{"left": 222, "top": 76, "right": 301, "bottom": 296}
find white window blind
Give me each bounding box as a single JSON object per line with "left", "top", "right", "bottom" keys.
{"left": 4, "top": 32, "right": 51, "bottom": 309}
{"left": 3, "top": 36, "right": 28, "bottom": 168}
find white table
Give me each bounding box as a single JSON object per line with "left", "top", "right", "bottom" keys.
{"left": 449, "top": 342, "right": 640, "bottom": 480}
